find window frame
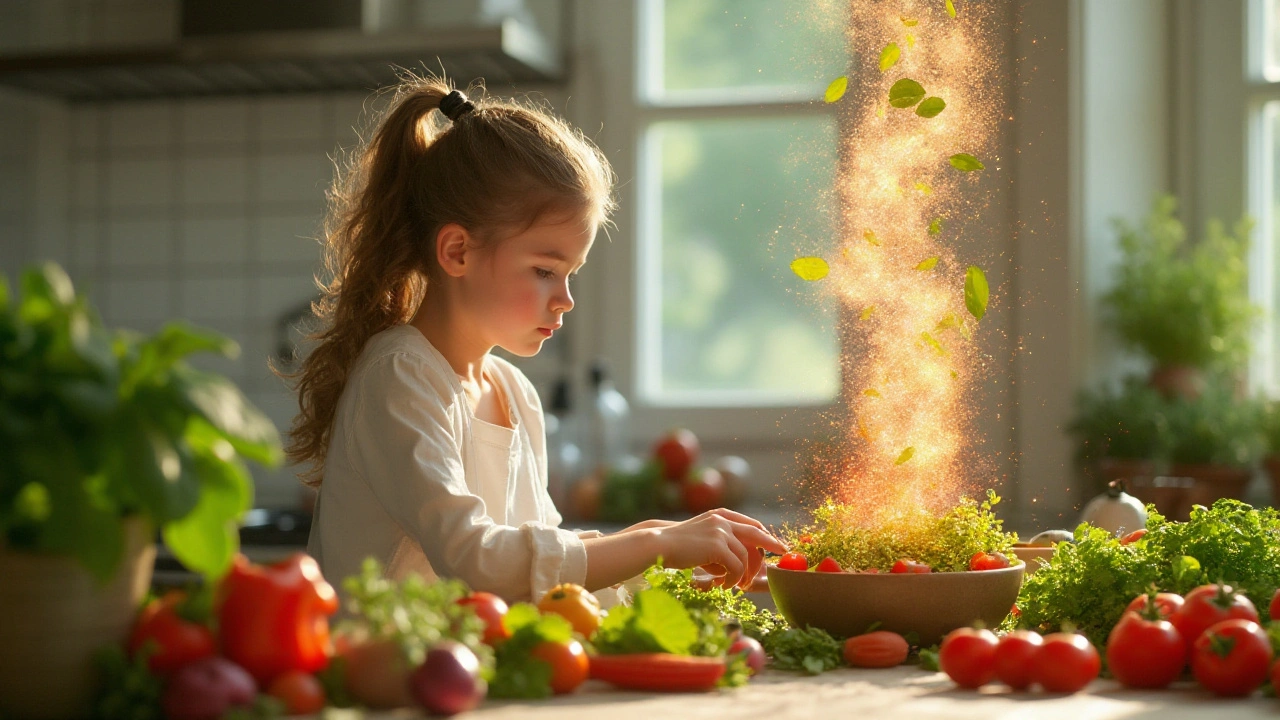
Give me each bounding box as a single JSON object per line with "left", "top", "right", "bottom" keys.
{"left": 1245, "top": 0, "right": 1280, "bottom": 394}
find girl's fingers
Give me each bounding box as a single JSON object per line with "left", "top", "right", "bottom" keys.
{"left": 742, "top": 547, "right": 763, "bottom": 590}
{"left": 732, "top": 523, "right": 788, "bottom": 556}
{"left": 715, "top": 542, "right": 747, "bottom": 589}
{"left": 709, "top": 508, "right": 772, "bottom": 536}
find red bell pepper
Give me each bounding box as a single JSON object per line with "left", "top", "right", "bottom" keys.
{"left": 217, "top": 553, "right": 339, "bottom": 685}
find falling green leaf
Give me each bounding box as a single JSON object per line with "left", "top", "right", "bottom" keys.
{"left": 825, "top": 77, "right": 848, "bottom": 103}
{"left": 879, "top": 43, "right": 901, "bottom": 72}
{"left": 965, "top": 266, "right": 989, "bottom": 321}
{"left": 895, "top": 447, "right": 916, "bottom": 465}
{"left": 946, "top": 0, "right": 957, "bottom": 18}
{"left": 936, "top": 313, "right": 961, "bottom": 331}
{"left": 921, "top": 331, "right": 948, "bottom": 356}
{"left": 906, "top": 34, "right": 916, "bottom": 49}
{"left": 863, "top": 388, "right": 881, "bottom": 398}
{"left": 889, "top": 79, "right": 926, "bottom": 108}
{"left": 916, "top": 256, "right": 940, "bottom": 271}
{"left": 860, "top": 305, "right": 876, "bottom": 320}
{"left": 949, "top": 153, "right": 985, "bottom": 172}
{"left": 950, "top": 370, "right": 959, "bottom": 379}
{"left": 901, "top": 16, "right": 919, "bottom": 27}
{"left": 863, "top": 229, "right": 881, "bottom": 246}
{"left": 877, "top": 105, "right": 886, "bottom": 118}
{"left": 791, "top": 257, "right": 829, "bottom": 281}
{"left": 914, "top": 181, "right": 932, "bottom": 195}
{"left": 928, "top": 217, "right": 945, "bottom": 235}
{"left": 916, "top": 97, "right": 946, "bottom": 118}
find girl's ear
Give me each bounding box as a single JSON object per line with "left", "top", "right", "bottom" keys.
{"left": 436, "top": 223, "right": 472, "bottom": 277}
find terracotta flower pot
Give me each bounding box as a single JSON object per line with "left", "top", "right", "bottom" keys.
{"left": 0, "top": 517, "right": 156, "bottom": 719}
{"left": 1173, "top": 463, "right": 1252, "bottom": 515}
{"left": 1149, "top": 364, "right": 1205, "bottom": 399}
{"left": 1127, "top": 474, "right": 1195, "bottom": 521}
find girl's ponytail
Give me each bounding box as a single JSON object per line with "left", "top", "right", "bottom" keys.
{"left": 284, "top": 74, "right": 614, "bottom": 485}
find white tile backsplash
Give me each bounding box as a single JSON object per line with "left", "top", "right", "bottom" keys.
{"left": 106, "top": 216, "right": 172, "bottom": 267}
{"left": 253, "top": 273, "right": 319, "bottom": 322}
{"left": 181, "top": 275, "right": 248, "bottom": 323}
{"left": 72, "top": 158, "right": 99, "bottom": 211}
{"left": 180, "top": 97, "right": 249, "bottom": 149}
{"left": 257, "top": 95, "right": 327, "bottom": 146}
{"left": 256, "top": 152, "right": 333, "bottom": 207}
{"left": 258, "top": 213, "right": 324, "bottom": 266}
{"left": 72, "top": 105, "right": 102, "bottom": 152}
{"left": 107, "top": 157, "right": 174, "bottom": 208}
{"left": 181, "top": 215, "right": 250, "bottom": 266}
{"left": 104, "top": 275, "right": 172, "bottom": 328}
{"left": 71, "top": 218, "right": 100, "bottom": 270}
{"left": 107, "top": 101, "right": 175, "bottom": 150}
{"left": 181, "top": 156, "right": 250, "bottom": 207}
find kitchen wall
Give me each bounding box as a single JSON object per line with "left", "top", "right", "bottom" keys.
{"left": 0, "top": 0, "right": 567, "bottom": 509}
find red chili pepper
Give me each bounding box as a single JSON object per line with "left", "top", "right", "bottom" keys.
{"left": 217, "top": 553, "right": 339, "bottom": 686}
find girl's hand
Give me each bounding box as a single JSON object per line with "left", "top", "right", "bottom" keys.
{"left": 652, "top": 510, "right": 787, "bottom": 590}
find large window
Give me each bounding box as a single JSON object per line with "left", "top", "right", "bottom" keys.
{"left": 634, "top": 0, "right": 847, "bottom": 406}
{"left": 1252, "top": 0, "right": 1280, "bottom": 389}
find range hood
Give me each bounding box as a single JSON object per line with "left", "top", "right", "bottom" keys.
{"left": 0, "top": 0, "right": 563, "bottom": 101}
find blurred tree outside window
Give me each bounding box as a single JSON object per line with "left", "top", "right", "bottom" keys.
{"left": 636, "top": 0, "right": 848, "bottom": 406}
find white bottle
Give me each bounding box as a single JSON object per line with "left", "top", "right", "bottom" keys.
{"left": 586, "top": 360, "right": 630, "bottom": 473}
{"left": 544, "top": 377, "right": 581, "bottom": 509}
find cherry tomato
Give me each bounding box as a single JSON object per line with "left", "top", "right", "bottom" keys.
{"left": 1125, "top": 592, "right": 1184, "bottom": 621}
{"left": 728, "top": 636, "right": 766, "bottom": 675}
{"left": 537, "top": 584, "right": 601, "bottom": 639}
{"left": 1119, "top": 528, "right": 1147, "bottom": 545}
{"left": 968, "top": 552, "right": 1011, "bottom": 571}
{"left": 1106, "top": 612, "right": 1186, "bottom": 689}
{"left": 777, "top": 552, "right": 808, "bottom": 571}
{"left": 992, "top": 630, "right": 1043, "bottom": 690}
{"left": 128, "top": 590, "right": 217, "bottom": 676}
{"left": 681, "top": 467, "right": 725, "bottom": 515}
{"left": 1172, "top": 584, "right": 1259, "bottom": 650}
{"left": 1270, "top": 588, "right": 1280, "bottom": 622}
{"left": 457, "top": 592, "right": 510, "bottom": 645}
{"left": 530, "top": 639, "right": 589, "bottom": 694}
{"left": 653, "top": 429, "right": 699, "bottom": 481}
{"left": 814, "top": 557, "right": 843, "bottom": 573}
{"left": 798, "top": 534, "right": 814, "bottom": 544}
{"left": 890, "top": 559, "right": 932, "bottom": 574}
{"left": 1191, "top": 619, "right": 1273, "bottom": 696}
{"left": 267, "top": 670, "right": 327, "bottom": 715}
{"left": 938, "top": 627, "right": 998, "bottom": 688}
{"left": 1030, "top": 632, "right": 1100, "bottom": 693}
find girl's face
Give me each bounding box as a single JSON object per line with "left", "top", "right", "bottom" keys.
{"left": 461, "top": 213, "right": 596, "bottom": 357}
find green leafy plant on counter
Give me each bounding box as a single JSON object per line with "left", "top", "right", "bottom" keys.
{"left": 1163, "top": 382, "right": 1264, "bottom": 467}
{"left": 0, "top": 263, "right": 282, "bottom": 582}
{"left": 643, "top": 565, "right": 785, "bottom": 642}
{"left": 1102, "top": 195, "right": 1258, "bottom": 371}
{"left": 1017, "top": 499, "right": 1280, "bottom": 651}
{"left": 776, "top": 490, "right": 1017, "bottom": 573}
{"left": 489, "top": 604, "right": 574, "bottom": 699}
{"left": 761, "top": 627, "right": 843, "bottom": 675}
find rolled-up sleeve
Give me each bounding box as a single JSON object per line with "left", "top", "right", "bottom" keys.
{"left": 345, "top": 352, "right": 587, "bottom": 602}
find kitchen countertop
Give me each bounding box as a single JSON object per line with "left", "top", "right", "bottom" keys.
{"left": 352, "top": 666, "right": 1279, "bottom": 719}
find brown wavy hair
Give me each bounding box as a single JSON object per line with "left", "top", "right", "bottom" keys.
{"left": 282, "top": 74, "right": 615, "bottom": 485}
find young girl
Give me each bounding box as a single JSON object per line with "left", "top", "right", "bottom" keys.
{"left": 290, "top": 77, "right": 786, "bottom": 606}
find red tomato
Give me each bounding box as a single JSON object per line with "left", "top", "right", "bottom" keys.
{"left": 128, "top": 590, "right": 217, "bottom": 676}
{"left": 681, "top": 467, "right": 725, "bottom": 515}
{"left": 798, "top": 534, "right": 814, "bottom": 544}
{"left": 1106, "top": 612, "right": 1186, "bottom": 689}
{"left": 1030, "top": 632, "right": 1100, "bottom": 693}
{"left": 530, "top": 639, "right": 589, "bottom": 695}
{"left": 1119, "top": 528, "right": 1147, "bottom": 545}
{"left": 890, "top": 559, "right": 932, "bottom": 574}
{"left": 776, "top": 552, "right": 808, "bottom": 571}
{"left": 938, "top": 627, "right": 999, "bottom": 688}
{"left": 814, "top": 557, "right": 843, "bottom": 573}
{"left": 1172, "top": 584, "right": 1259, "bottom": 650}
{"left": 653, "top": 429, "right": 700, "bottom": 481}
{"left": 1125, "top": 592, "right": 1184, "bottom": 621}
{"left": 1270, "top": 588, "right": 1280, "bottom": 622}
{"left": 1191, "top": 619, "right": 1273, "bottom": 696}
{"left": 968, "top": 552, "right": 1011, "bottom": 571}
{"left": 267, "top": 670, "right": 327, "bottom": 715}
{"left": 992, "top": 630, "right": 1043, "bottom": 690}
{"left": 457, "top": 592, "right": 510, "bottom": 645}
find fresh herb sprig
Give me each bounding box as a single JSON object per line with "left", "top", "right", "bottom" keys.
{"left": 761, "top": 627, "right": 843, "bottom": 675}
{"left": 643, "top": 565, "right": 785, "bottom": 642}
{"left": 489, "top": 605, "right": 574, "bottom": 699}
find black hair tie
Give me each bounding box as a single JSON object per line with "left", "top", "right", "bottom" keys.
{"left": 439, "top": 90, "right": 476, "bottom": 121}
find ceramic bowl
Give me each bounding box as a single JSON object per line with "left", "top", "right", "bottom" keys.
{"left": 1010, "top": 544, "right": 1055, "bottom": 575}
{"left": 766, "top": 563, "right": 1024, "bottom": 646}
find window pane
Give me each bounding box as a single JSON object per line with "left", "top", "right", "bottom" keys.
{"left": 1269, "top": 102, "right": 1280, "bottom": 386}
{"left": 651, "top": 0, "right": 848, "bottom": 100}
{"left": 640, "top": 116, "right": 840, "bottom": 405}
{"left": 1268, "top": 0, "right": 1280, "bottom": 81}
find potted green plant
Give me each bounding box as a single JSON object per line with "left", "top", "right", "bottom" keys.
{"left": 0, "top": 263, "right": 282, "bottom": 719}
{"left": 1163, "top": 379, "right": 1263, "bottom": 521}
{"left": 1101, "top": 195, "right": 1257, "bottom": 398}
{"left": 1068, "top": 376, "right": 1170, "bottom": 494}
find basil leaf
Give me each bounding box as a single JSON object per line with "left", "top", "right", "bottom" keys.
{"left": 824, "top": 76, "right": 848, "bottom": 103}
{"left": 965, "top": 266, "right": 990, "bottom": 321}
{"left": 916, "top": 97, "right": 946, "bottom": 118}
{"left": 949, "top": 153, "right": 985, "bottom": 172}
{"left": 889, "top": 78, "right": 926, "bottom": 108}
{"left": 879, "top": 43, "right": 901, "bottom": 72}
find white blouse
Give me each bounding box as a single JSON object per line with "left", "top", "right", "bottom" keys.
{"left": 306, "top": 324, "right": 589, "bottom": 606}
